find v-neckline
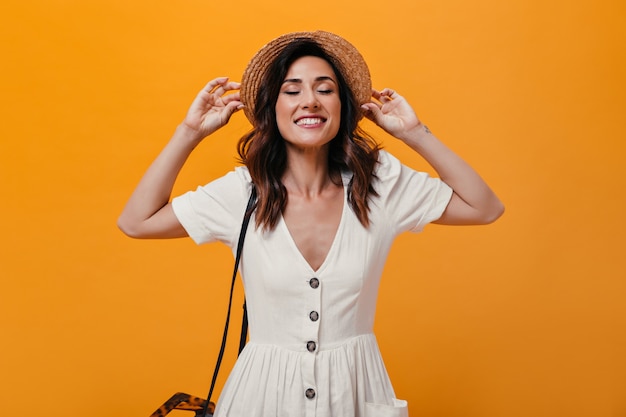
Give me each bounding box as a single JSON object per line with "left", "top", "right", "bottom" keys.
{"left": 278, "top": 174, "right": 348, "bottom": 274}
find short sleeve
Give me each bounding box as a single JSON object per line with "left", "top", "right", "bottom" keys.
{"left": 171, "top": 166, "right": 252, "bottom": 247}
{"left": 373, "top": 150, "right": 453, "bottom": 234}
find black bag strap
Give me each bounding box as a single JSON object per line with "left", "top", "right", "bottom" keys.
{"left": 202, "top": 186, "right": 256, "bottom": 416}
{"left": 239, "top": 300, "right": 248, "bottom": 355}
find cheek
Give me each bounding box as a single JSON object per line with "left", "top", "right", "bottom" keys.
{"left": 274, "top": 101, "right": 289, "bottom": 130}
{"left": 328, "top": 96, "right": 341, "bottom": 117}
{"left": 329, "top": 101, "right": 342, "bottom": 130}
{"left": 276, "top": 119, "right": 289, "bottom": 138}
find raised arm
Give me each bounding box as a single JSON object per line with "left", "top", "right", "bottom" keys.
{"left": 362, "top": 88, "right": 504, "bottom": 225}
{"left": 117, "top": 78, "right": 243, "bottom": 238}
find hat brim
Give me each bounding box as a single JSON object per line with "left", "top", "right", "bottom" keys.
{"left": 240, "top": 31, "right": 372, "bottom": 124}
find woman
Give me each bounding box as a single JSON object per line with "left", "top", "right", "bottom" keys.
{"left": 118, "top": 31, "right": 503, "bottom": 417}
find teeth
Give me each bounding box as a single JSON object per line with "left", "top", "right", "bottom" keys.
{"left": 296, "top": 118, "right": 323, "bottom": 126}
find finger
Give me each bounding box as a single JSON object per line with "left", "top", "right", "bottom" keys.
{"left": 222, "top": 92, "right": 242, "bottom": 105}
{"left": 363, "top": 99, "right": 382, "bottom": 111}
{"left": 222, "top": 81, "right": 241, "bottom": 92}
{"left": 361, "top": 103, "right": 382, "bottom": 123}
{"left": 379, "top": 88, "right": 398, "bottom": 97}
{"left": 202, "top": 77, "right": 229, "bottom": 93}
{"left": 379, "top": 89, "right": 394, "bottom": 103}
{"left": 221, "top": 100, "right": 244, "bottom": 124}
{"left": 193, "top": 79, "right": 228, "bottom": 106}
{"left": 216, "top": 82, "right": 241, "bottom": 99}
{"left": 371, "top": 88, "right": 397, "bottom": 104}
{"left": 226, "top": 100, "right": 244, "bottom": 113}
{"left": 208, "top": 81, "right": 240, "bottom": 99}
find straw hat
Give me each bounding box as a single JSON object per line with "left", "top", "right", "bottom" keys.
{"left": 240, "top": 31, "right": 372, "bottom": 123}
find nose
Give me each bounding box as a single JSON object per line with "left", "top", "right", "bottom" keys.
{"left": 301, "top": 89, "right": 319, "bottom": 109}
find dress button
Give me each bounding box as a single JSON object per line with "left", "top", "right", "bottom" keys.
{"left": 306, "top": 341, "right": 317, "bottom": 352}
{"left": 305, "top": 388, "right": 316, "bottom": 399}
{"left": 309, "top": 277, "right": 320, "bottom": 289}
{"left": 309, "top": 311, "right": 319, "bottom": 321}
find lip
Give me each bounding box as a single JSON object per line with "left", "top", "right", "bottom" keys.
{"left": 294, "top": 115, "right": 327, "bottom": 127}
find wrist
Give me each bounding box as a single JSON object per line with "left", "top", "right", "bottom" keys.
{"left": 175, "top": 122, "right": 205, "bottom": 147}
{"left": 398, "top": 122, "right": 433, "bottom": 144}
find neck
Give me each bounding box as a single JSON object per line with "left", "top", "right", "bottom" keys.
{"left": 282, "top": 145, "right": 334, "bottom": 196}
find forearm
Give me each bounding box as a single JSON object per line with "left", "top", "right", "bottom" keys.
{"left": 400, "top": 123, "right": 504, "bottom": 224}
{"left": 117, "top": 124, "right": 203, "bottom": 234}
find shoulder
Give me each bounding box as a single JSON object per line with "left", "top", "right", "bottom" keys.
{"left": 340, "top": 150, "right": 401, "bottom": 184}
{"left": 221, "top": 164, "right": 252, "bottom": 186}
{"left": 233, "top": 165, "right": 252, "bottom": 182}
{"left": 170, "top": 165, "right": 253, "bottom": 246}
{"left": 372, "top": 149, "right": 407, "bottom": 186}
{"left": 371, "top": 149, "right": 451, "bottom": 204}
{"left": 197, "top": 165, "right": 252, "bottom": 198}
{"left": 171, "top": 164, "right": 253, "bottom": 216}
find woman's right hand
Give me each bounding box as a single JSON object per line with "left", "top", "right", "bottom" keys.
{"left": 117, "top": 77, "right": 243, "bottom": 239}
{"left": 182, "top": 77, "right": 243, "bottom": 140}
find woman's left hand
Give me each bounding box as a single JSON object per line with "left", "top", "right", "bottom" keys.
{"left": 363, "top": 88, "right": 505, "bottom": 226}
{"left": 361, "top": 88, "right": 423, "bottom": 141}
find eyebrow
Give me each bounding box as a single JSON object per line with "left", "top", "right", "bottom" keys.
{"left": 282, "top": 76, "right": 337, "bottom": 84}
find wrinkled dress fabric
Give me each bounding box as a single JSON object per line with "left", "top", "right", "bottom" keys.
{"left": 171, "top": 151, "right": 452, "bottom": 417}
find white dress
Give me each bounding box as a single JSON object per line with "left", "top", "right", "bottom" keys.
{"left": 172, "top": 151, "right": 453, "bottom": 417}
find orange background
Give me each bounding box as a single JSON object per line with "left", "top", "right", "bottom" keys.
{"left": 1, "top": 0, "right": 625, "bottom": 416}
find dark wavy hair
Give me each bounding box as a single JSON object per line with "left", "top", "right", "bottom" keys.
{"left": 238, "top": 39, "right": 380, "bottom": 231}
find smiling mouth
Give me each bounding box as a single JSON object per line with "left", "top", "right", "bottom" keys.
{"left": 295, "top": 117, "right": 325, "bottom": 126}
